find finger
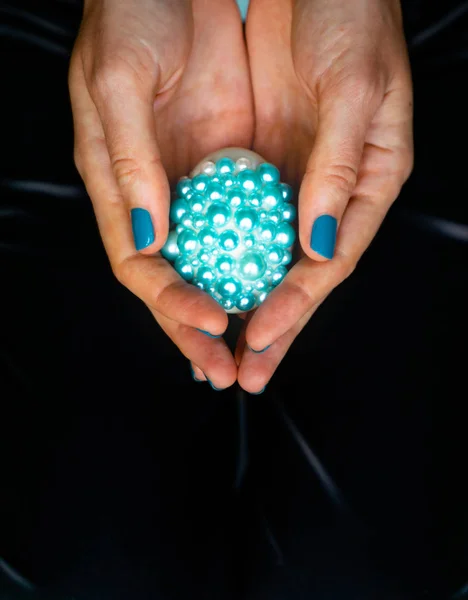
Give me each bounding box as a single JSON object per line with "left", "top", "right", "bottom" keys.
{"left": 87, "top": 54, "right": 169, "bottom": 254}
{"left": 299, "top": 78, "right": 382, "bottom": 262}
{"left": 154, "top": 312, "right": 237, "bottom": 391}
{"left": 189, "top": 363, "right": 207, "bottom": 382}
{"left": 238, "top": 306, "right": 316, "bottom": 394}
{"left": 69, "top": 60, "right": 228, "bottom": 334}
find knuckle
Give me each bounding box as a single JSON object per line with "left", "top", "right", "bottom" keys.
{"left": 73, "top": 146, "right": 85, "bottom": 177}
{"left": 112, "top": 257, "right": 131, "bottom": 287}
{"left": 335, "top": 252, "right": 357, "bottom": 281}
{"left": 111, "top": 156, "right": 142, "bottom": 190}
{"left": 322, "top": 163, "right": 358, "bottom": 196}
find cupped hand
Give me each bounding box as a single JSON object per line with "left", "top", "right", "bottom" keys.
{"left": 238, "top": 0, "right": 413, "bottom": 393}
{"left": 69, "top": 0, "right": 254, "bottom": 389}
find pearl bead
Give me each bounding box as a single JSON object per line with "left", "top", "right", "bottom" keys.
{"left": 226, "top": 188, "right": 246, "bottom": 209}
{"left": 257, "top": 162, "right": 280, "bottom": 184}
{"left": 189, "top": 194, "right": 205, "bottom": 214}
{"left": 235, "top": 207, "right": 258, "bottom": 232}
{"left": 175, "top": 256, "right": 194, "bottom": 281}
{"left": 161, "top": 230, "right": 180, "bottom": 261}
{"left": 269, "top": 210, "right": 282, "bottom": 224}
{"left": 248, "top": 194, "right": 261, "bottom": 208}
{"left": 198, "top": 249, "right": 211, "bottom": 263}
{"left": 236, "top": 157, "right": 251, "bottom": 171}
{"left": 206, "top": 202, "right": 231, "bottom": 228}
{"left": 244, "top": 234, "right": 255, "bottom": 248}
{"left": 275, "top": 222, "right": 296, "bottom": 248}
{"left": 261, "top": 184, "right": 283, "bottom": 210}
{"left": 202, "top": 161, "right": 216, "bottom": 176}
{"left": 176, "top": 177, "right": 192, "bottom": 198}
{"left": 191, "top": 173, "right": 210, "bottom": 193}
{"left": 282, "top": 204, "right": 296, "bottom": 222}
{"left": 198, "top": 227, "right": 218, "bottom": 248}
{"left": 177, "top": 229, "right": 198, "bottom": 254}
{"left": 170, "top": 198, "right": 189, "bottom": 224}
{"left": 219, "top": 173, "right": 235, "bottom": 188}
{"left": 236, "top": 293, "right": 256, "bottom": 311}
{"left": 217, "top": 276, "right": 242, "bottom": 299}
{"left": 280, "top": 183, "right": 293, "bottom": 202}
{"left": 215, "top": 254, "right": 235, "bottom": 275}
{"left": 205, "top": 182, "right": 224, "bottom": 202}
{"left": 216, "top": 157, "right": 236, "bottom": 174}
{"left": 237, "top": 169, "right": 260, "bottom": 193}
{"left": 266, "top": 244, "right": 284, "bottom": 266}
{"left": 197, "top": 265, "right": 216, "bottom": 285}
{"left": 218, "top": 229, "right": 240, "bottom": 251}
{"left": 271, "top": 266, "right": 287, "bottom": 286}
{"left": 257, "top": 222, "right": 276, "bottom": 243}
{"left": 238, "top": 251, "right": 267, "bottom": 281}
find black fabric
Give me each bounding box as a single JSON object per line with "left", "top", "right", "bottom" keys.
{"left": 1, "top": 1, "right": 468, "bottom": 599}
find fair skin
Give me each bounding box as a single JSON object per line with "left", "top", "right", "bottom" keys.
{"left": 69, "top": 0, "right": 413, "bottom": 393}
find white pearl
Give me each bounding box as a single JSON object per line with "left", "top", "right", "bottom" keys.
{"left": 235, "top": 157, "right": 251, "bottom": 171}
{"left": 202, "top": 161, "right": 216, "bottom": 176}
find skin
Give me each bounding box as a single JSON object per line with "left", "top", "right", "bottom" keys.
{"left": 69, "top": 0, "right": 254, "bottom": 389}
{"left": 236, "top": 0, "right": 414, "bottom": 393}
{"left": 69, "top": 0, "right": 413, "bottom": 393}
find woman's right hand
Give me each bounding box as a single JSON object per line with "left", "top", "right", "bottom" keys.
{"left": 69, "top": 0, "right": 254, "bottom": 389}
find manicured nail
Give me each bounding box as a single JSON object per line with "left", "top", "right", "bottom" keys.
{"left": 189, "top": 364, "right": 203, "bottom": 382}
{"left": 310, "top": 214, "right": 337, "bottom": 259}
{"left": 197, "top": 329, "right": 222, "bottom": 339}
{"left": 251, "top": 386, "right": 266, "bottom": 395}
{"left": 247, "top": 343, "right": 271, "bottom": 354}
{"left": 131, "top": 208, "right": 155, "bottom": 251}
{"left": 206, "top": 377, "right": 224, "bottom": 391}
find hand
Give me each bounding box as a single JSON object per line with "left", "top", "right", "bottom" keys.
{"left": 69, "top": 0, "right": 254, "bottom": 389}
{"left": 237, "top": 0, "right": 413, "bottom": 393}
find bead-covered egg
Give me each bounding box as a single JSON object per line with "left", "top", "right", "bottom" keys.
{"left": 161, "top": 148, "right": 296, "bottom": 313}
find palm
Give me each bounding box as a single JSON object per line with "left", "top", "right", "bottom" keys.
{"left": 156, "top": 0, "right": 254, "bottom": 183}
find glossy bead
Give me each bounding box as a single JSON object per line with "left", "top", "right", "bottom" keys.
{"left": 236, "top": 293, "right": 256, "bottom": 311}
{"left": 189, "top": 194, "right": 205, "bottom": 214}
{"left": 271, "top": 266, "right": 287, "bottom": 286}
{"left": 176, "top": 177, "right": 192, "bottom": 198}
{"left": 170, "top": 198, "right": 189, "bottom": 224}
{"left": 248, "top": 195, "right": 261, "bottom": 208}
{"left": 175, "top": 256, "right": 194, "bottom": 281}
{"left": 280, "top": 183, "right": 293, "bottom": 202}
{"left": 177, "top": 229, "right": 198, "bottom": 254}
{"left": 282, "top": 249, "right": 292, "bottom": 265}
{"left": 282, "top": 204, "right": 297, "bottom": 222}
{"left": 268, "top": 210, "right": 282, "bottom": 224}
{"left": 220, "top": 298, "right": 235, "bottom": 311}
{"left": 194, "top": 216, "right": 206, "bottom": 229}
{"left": 198, "top": 249, "right": 211, "bottom": 263}
{"left": 266, "top": 244, "right": 284, "bottom": 266}
{"left": 218, "top": 229, "right": 239, "bottom": 252}
{"left": 202, "top": 161, "right": 216, "bottom": 176}
{"left": 206, "top": 202, "right": 231, "bottom": 228}
{"left": 205, "top": 182, "right": 224, "bottom": 201}
{"left": 219, "top": 173, "right": 235, "bottom": 188}
{"left": 238, "top": 251, "right": 267, "bottom": 281}
{"left": 257, "top": 222, "right": 276, "bottom": 243}
{"left": 254, "top": 278, "right": 268, "bottom": 291}
{"left": 197, "top": 266, "right": 216, "bottom": 285}
{"left": 216, "top": 157, "right": 236, "bottom": 174}
{"left": 257, "top": 162, "right": 280, "bottom": 184}
{"left": 191, "top": 173, "right": 210, "bottom": 193}
{"left": 215, "top": 254, "right": 235, "bottom": 275}
{"left": 275, "top": 222, "right": 296, "bottom": 248}
{"left": 226, "top": 187, "right": 246, "bottom": 209}
{"left": 198, "top": 227, "right": 218, "bottom": 248}
{"left": 258, "top": 291, "right": 268, "bottom": 304}
{"left": 236, "top": 157, "right": 251, "bottom": 171}
{"left": 261, "top": 184, "right": 283, "bottom": 210}
{"left": 161, "top": 230, "right": 180, "bottom": 261}
{"left": 244, "top": 234, "right": 255, "bottom": 248}
{"left": 235, "top": 207, "right": 258, "bottom": 232}
{"left": 237, "top": 169, "right": 260, "bottom": 193}
{"left": 217, "top": 276, "right": 243, "bottom": 299}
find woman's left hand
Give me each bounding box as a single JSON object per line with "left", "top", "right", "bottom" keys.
{"left": 237, "top": 0, "right": 414, "bottom": 393}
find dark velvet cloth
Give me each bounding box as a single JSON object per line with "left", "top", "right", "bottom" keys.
{"left": 1, "top": 1, "right": 467, "bottom": 598}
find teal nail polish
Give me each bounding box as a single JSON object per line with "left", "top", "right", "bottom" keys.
{"left": 197, "top": 329, "right": 222, "bottom": 339}
{"left": 251, "top": 386, "right": 266, "bottom": 395}
{"left": 310, "top": 214, "right": 337, "bottom": 259}
{"left": 189, "top": 364, "right": 203, "bottom": 382}
{"left": 247, "top": 343, "right": 271, "bottom": 354}
{"left": 206, "top": 377, "right": 223, "bottom": 391}
{"left": 131, "top": 208, "right": 155, "bottom": 251}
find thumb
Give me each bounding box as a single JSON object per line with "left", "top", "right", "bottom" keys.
{"left": 90, "top": 62, "right": 169, "bottom": 255}
{"left": 299, "top": 83, "right": 377, "bottom": 261}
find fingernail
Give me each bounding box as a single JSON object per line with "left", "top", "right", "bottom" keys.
{"left": 189, "top": 364, "right": 203, "bottom": 382}
{"left": 251, "top": 386, "right": 266, "bottom": 395}
{"left": 310, "top": 214, "right": 337, "bottom": 259}
{"left": 206, "top": 377, "right": 224, "bottom": 391}
{"left": 131, "top": 208, "right": 155, "bottom": 251}
{"left": 247, "top": 343, "right": 271, "bottom": 354}
{"left": 197, "top": 329, "right": 222, "bottom": 339}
